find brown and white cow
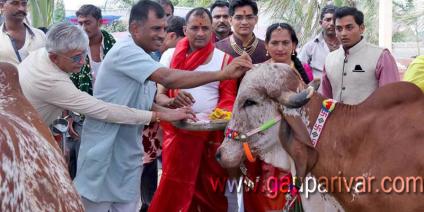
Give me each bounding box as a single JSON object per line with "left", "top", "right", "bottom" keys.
{"left": 217, "top": 63, "right": 424, "bottom": 211}
{"left": 0, "top": 63, "right": 83, "bottom": 211}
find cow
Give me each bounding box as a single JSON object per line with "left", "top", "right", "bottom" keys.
{"left": 216, "top": 63, "right": 424, "bottom": 212}
{"left": 0, "top": 63, "right": 84, "bottom": 211}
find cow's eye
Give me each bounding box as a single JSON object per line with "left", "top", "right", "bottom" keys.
{"left": 243, "top": 99, "right": 256, "bottom": 107}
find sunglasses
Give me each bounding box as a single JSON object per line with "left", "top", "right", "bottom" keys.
{"left": 58, "top": 52, "right": 87, "bottom": 64}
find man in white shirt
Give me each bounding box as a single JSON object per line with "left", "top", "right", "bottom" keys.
{"left": 71, "top": 4, "right": 116, "bottom": 95}
{"left": 0, "top": 0, "right": 45, "bottom": 66}
{"left": 151, "top": 7, "right": 236, "bottom": 212}
{"left": 299, "top": 5, "right": 340, "bottom": 78}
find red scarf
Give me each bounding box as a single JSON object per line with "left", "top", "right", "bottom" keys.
{"left": 168, "top": 37, "right": 214, "bottom": 97}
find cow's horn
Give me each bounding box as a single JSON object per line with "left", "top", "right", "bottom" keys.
{"left": 284, "top": 86, "right": 314, "bottom": 108}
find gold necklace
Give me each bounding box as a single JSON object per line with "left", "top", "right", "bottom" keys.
{"left": 230, "top": 34, "right": 259, "bottom": 56}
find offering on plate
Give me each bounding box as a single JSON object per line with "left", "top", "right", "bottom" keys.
{"left": 172, "top": 108, "right": 231, "bottom": 131}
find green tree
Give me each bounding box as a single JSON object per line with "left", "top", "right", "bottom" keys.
{"left": 393, "top": 0, "right": 423, "bottom": 54}
{"left": 175, "top": 0, "right": 212, "bottom": 7}
{"left": 262, "top": 0, "right": 378, "bottom": 46}
{"left": 103, "top": 20, "right": 128, "bottom": 32}
{"left": 104, "top": 0, "right": 136, "bottom": 8}
{"left": 28, "top": 0, "right": 54, "bottom": 28}
{"left": 53, "top": 0, "right": 65, "bottom": 23}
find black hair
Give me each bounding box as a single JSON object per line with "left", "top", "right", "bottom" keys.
{"left": 157, "top": 0, "right": 174, "bottom": 14}
{"left": 210, "top": 0, "right": 230, "bottom": 13}
{"left": 185, "top": 7, "right": 212, "bottom": 24}
{"left": 37, "top": 26, "right": 48, "bottom": 34}
{"left": 129, "top": 0, "right": 165, "bottom": 25}
{"left": 76, "top": 4, "right": 102, "bottom": 20}
{"left": 229, "top": 0, "right": 258, "bottom": 16}
{"left": 334, "top": 6, "right": 364, "bottom": 25}
{"left": 167, "top": 15, "right": 185, "bottom": 37}
{"left": 320, "top": 5, "right": 337, "bottom": 20}
{"left": 265, "top": 23, "right": 310, "bottom": 84}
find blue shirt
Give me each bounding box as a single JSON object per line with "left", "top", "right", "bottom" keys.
{"left": 74, "top": 36, "right": 163, "bottom": 202}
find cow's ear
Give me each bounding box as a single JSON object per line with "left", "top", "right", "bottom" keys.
{"left": 286, "top": 135, "right": 318, "bottom": 179}
{"left": 280, "top": 114, "right": 318, "bottom": 178}
{"left": 282, "top": 113, "right": 315, "bottom": 148}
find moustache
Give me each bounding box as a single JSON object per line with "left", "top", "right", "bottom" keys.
{"left": 13, "top": 12, "right": 27, "bottom": 17}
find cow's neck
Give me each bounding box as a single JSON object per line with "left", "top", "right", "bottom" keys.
{"left": 301, "top": 93, "right": 357, "bottom": 205}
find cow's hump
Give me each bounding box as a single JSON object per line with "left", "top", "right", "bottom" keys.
{"left": 361, "top": 82, "right": 423, "bottom": 109}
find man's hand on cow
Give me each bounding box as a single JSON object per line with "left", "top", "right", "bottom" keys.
{"left": 159, "top": 106, "right": 197, "bottom": 122}
{"left": 170, "top": 91, "right": 196, "bottom": 108}
{"left": 221, "top": 52, "right": 253, "bottom": 80}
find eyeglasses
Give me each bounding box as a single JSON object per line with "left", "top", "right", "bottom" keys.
{"left": 58, "top": 52, "right": 87, "bottom": 64}
{"left": 232, "top": 15, "right": 256, "bottom": 21}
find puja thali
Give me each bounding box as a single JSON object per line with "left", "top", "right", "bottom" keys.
{"left": 171, "top": 112, "right": 229, "bottom": 131}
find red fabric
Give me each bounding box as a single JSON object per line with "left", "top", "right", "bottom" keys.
{"left": 150, "top": 47, "right": 236, "bottom": 212}
{"left": 150, "top": 128, "right": 228, "bottom": 212}
{"left": 217, "top": 54, "right": 236, "bottom": 111}
{"left": 243, "top": 160, "right": 289, "bottom": 212}
{"left": 168, "top": 37, "right": 214, "bottom": 98}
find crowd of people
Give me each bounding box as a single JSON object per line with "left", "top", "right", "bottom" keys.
{"left": 0, "top": 0, "right": 423, "bottom": 211}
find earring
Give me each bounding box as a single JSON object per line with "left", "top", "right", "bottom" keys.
{"left": 292, "top": 50, "right": 295, "bottom": 55}
{"left": 266, "top": 51, "right": 269, "bottom": 57}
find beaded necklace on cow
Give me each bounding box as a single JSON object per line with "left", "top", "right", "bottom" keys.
{"left": 225, "top": 99, "right": 337, "bottom": 160}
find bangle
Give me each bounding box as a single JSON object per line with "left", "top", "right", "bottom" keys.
{"left": 154, "top": 112, "right": 161, "bottom": 123}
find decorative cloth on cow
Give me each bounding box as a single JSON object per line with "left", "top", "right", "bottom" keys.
{"left": 70, "top": 29, "right": 116, "bottom": 95}
{"left": 299, "top": 32, "right": 338, "bottom": 77}
{"left": 18, "top": 47, "right": 153, "bottom": 127}
{"left": 73, "top": 36, "right": 163, "bottom": 204}
{"left": 321, "top": 38, "right": 400, "bottom": 104}
{"left": 404, "top": 55, "right": 424, "bottom": 92}
{"left": 149, "top": 37, "right": 237, "bottom": 212}
{"left": 216, "top": 33, "right": 270, "bottom": 64}
{"left": 0, "top": 23, "right": 46, "bottom": 66}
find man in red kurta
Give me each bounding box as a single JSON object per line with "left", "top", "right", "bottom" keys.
{"left": 150, "top": 8, "right": 237, "bottom": 211}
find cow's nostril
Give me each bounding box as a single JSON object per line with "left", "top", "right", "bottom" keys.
{"left": 215, "top": 151, "right": 222, "bottom": 161}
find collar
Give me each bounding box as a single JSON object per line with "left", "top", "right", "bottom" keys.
{"left": 313, "top": 32, "right": 325, "bottom": 43}
{"left": 343, "top": 37, "right": 366, "bottom": 56}
{"left": 1, "top": 22, "right": 35, "bottom": 38}
{"left": 99, "top": 30, "right": 106, "bottom": 51}
{"left": 310, "top": 99, "right": 337, "bottom": 147}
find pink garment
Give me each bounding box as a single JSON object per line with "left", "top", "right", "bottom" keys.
{"left": 303, "top": 63, "right": 314, "bottom": 81}
{"left": 375, "top": 49, "right": 400, "bottom": 86}
{"left": 321, "top": 67, "right": 333, "bottom": 98}
{"left": 320, "top": 49, "right": 399, "bottom": 99}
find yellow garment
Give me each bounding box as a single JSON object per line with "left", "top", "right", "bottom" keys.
{"left": 404, "top": 56, "right": 424, "bottom": 92}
